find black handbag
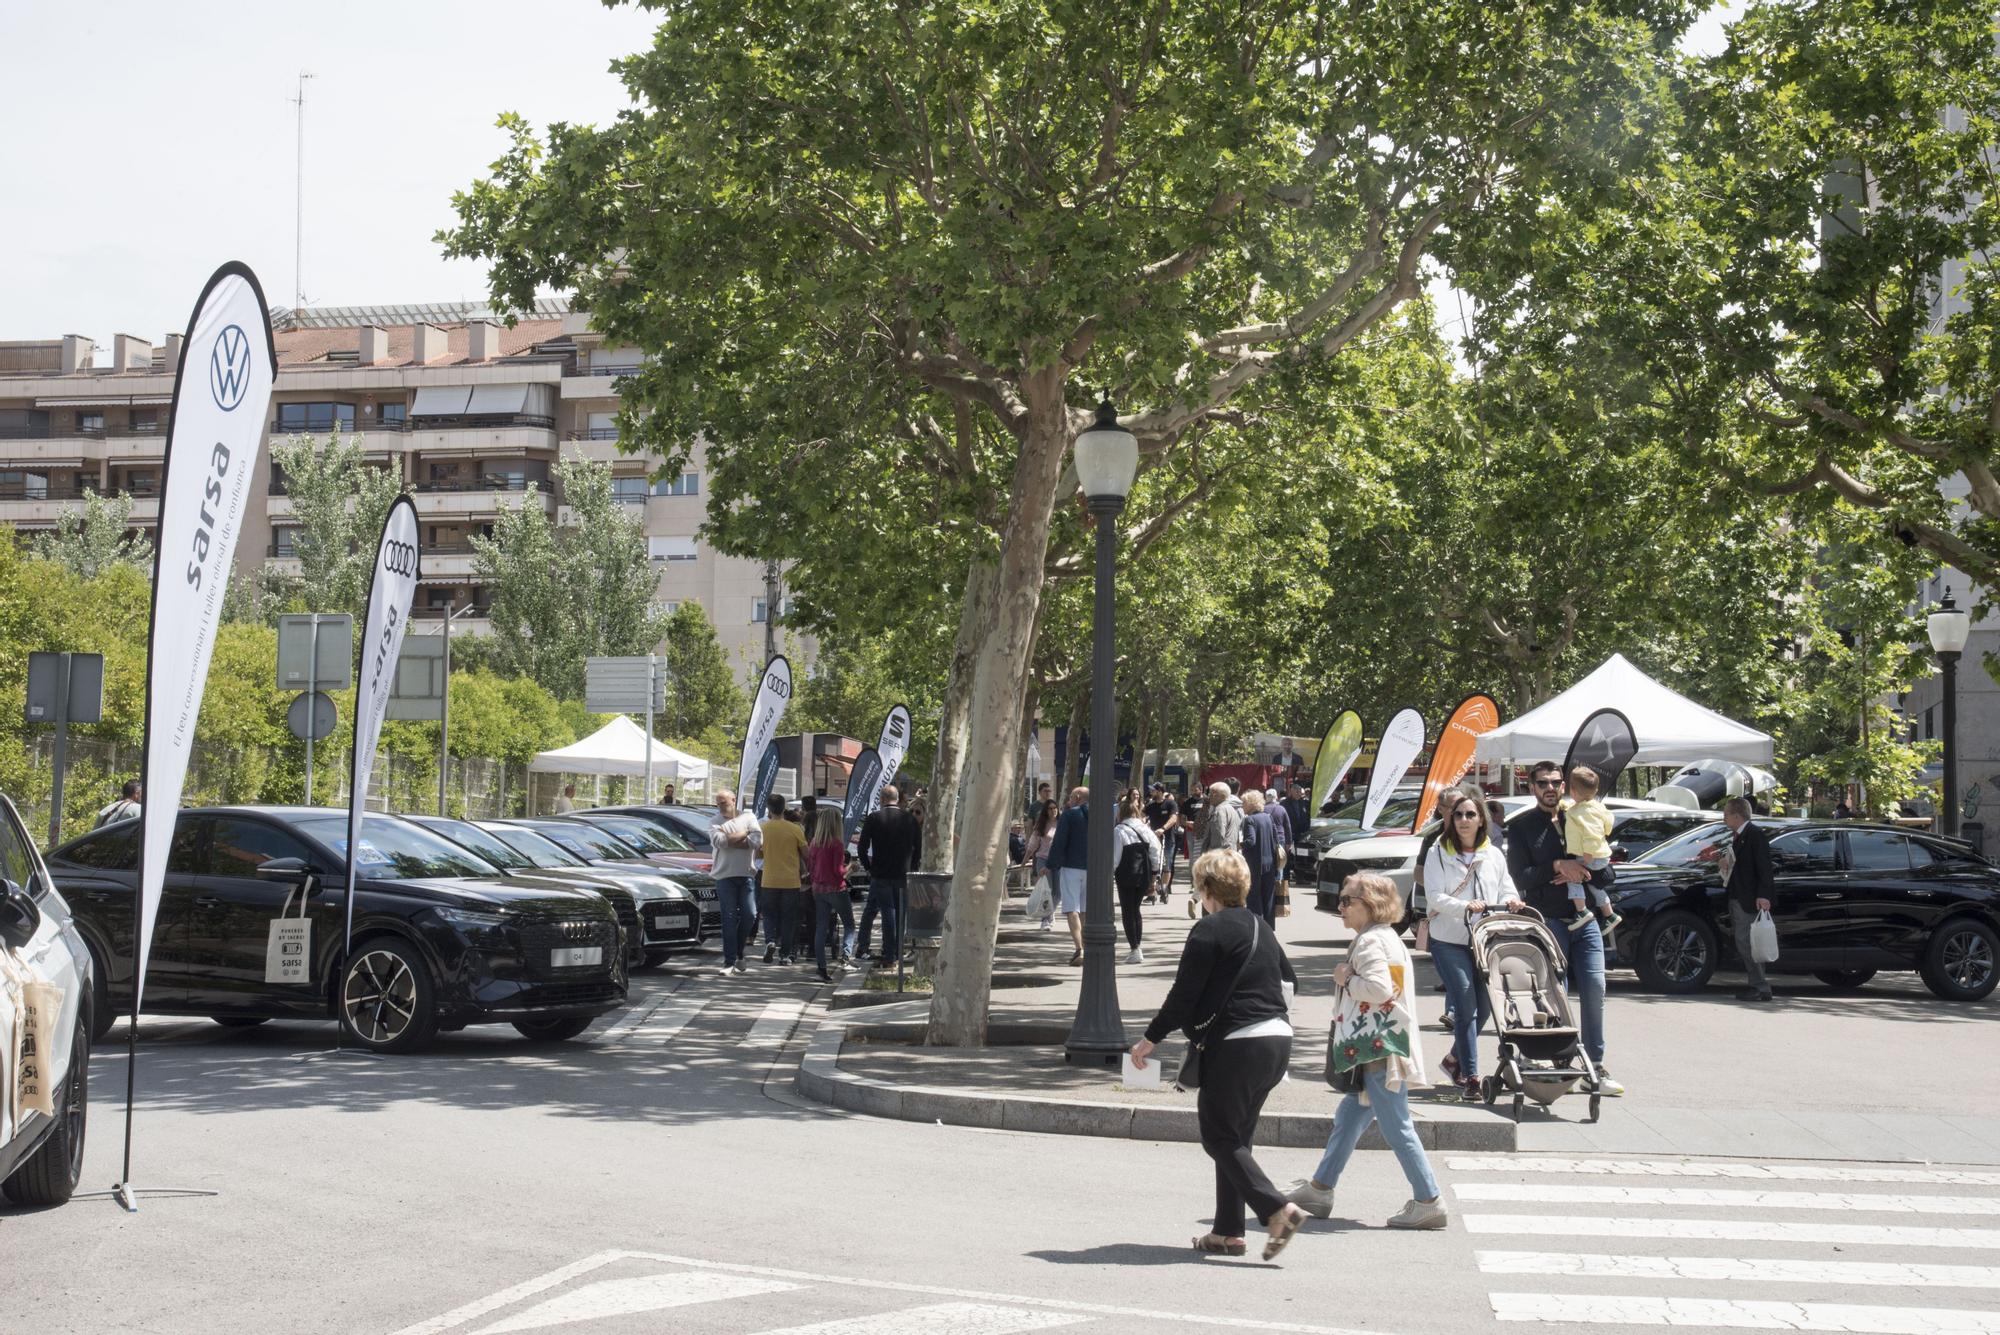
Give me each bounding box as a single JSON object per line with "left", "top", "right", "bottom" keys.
{"left": 1176, "top": 918, "right": 1264, "bottom": 1092}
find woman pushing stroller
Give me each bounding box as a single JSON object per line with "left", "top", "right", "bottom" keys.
{"left": 1421, "top": 792, "right": 1522, "bottom": 1100}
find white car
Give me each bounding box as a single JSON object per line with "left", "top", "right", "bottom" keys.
{"left": 0, "top": 792, "right": 93, "bottom": 1207}
{"left": 1312, "top": 797, "right": 1719, "bottom": 924}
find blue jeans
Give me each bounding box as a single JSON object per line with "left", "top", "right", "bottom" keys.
{"left": 1429, "top": 939, "right": 1490, "bottom": 1079}
{"left": 812, "top": 891, "right": 856, "bottom": 972}
{"left": 716, "top": 876, "right": 755, "bottom": 966}
{"left": 1553, "top": 916, "right": 1607, "bottom": 1064}
{"left": 1314, "top": 1065, "right": 1440, "bottom": 1200}
{"left": 858, "top": 875, "right": 903, "bottom": 960}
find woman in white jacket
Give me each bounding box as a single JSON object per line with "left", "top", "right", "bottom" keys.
{"left": 1421, "top": 792, "right": 1521, "bottom": 1100}
{"left": 1113, "top": 790, "right": 1165, "bottom": 963}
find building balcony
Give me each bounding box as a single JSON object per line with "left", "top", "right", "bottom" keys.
{"left": 410, "top": 480, "right": 554, "bottom": 520}
{"left": 561, "top": 374, "right": 629, "bottom": 400}
{"left": 0, "top": 421, "right": 165, "bottom": 442}
{"left": 418, "top": 545, "right": 483, "bottom": 578}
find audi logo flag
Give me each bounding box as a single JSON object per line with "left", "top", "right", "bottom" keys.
{"left": 344, "top": 496, "right": 422, "bottom": 958}
{"left": 739, "top": 655, "right": 792, "bottom": 811}
{"left": 1362, "top": 707, "right": 1427, "bottom": 831}
{"left": 134, "top": 264, "right": 275, "bottom": 1015}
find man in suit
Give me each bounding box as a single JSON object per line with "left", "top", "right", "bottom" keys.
{"left": 1722, "top": 796, "right": 1776, "bottom": 1002}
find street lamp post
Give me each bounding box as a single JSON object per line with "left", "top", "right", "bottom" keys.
{"left": 1927, "top": 590, "right": 1971, "bottom": 839}
{"left": 1065, "top": 399, "right": 1138, "bottom": 1066}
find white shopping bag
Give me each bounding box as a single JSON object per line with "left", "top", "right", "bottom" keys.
{"left": 265, "top": 884, "right": 315, "bottom": 985}
{"left": 1750, "top": 909, "right": 1779, "bottom": 964}
{"left": 1024, "top": 875, "right": 1053, "bottom": 920}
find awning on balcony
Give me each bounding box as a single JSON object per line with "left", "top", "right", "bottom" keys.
{"left": 465, "top": 384, "right": 531, "bottom": 414}
{"left": 410, "top": 386, "right": 472, "bottom": 416}
{"left": 36, "top": 394, "right": 173, "bottom": 407}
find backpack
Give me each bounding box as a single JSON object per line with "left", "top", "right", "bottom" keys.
{"left": 1115, "top": 833, "right": 1153, "bottom": 893}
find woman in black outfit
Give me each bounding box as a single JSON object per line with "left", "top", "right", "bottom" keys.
{"left": 1130, "top": 848, "right": 1306, "bottom": 1261}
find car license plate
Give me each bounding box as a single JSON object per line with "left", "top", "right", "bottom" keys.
{"left": 550, "top": 946, "right": 602, "bottom": 967}
{"left": 654, "top": 913, "right": 690, "bottom": 930}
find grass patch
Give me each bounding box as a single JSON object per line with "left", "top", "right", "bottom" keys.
{"left": 862, "top": 970, "right": 934, "bottom": 993}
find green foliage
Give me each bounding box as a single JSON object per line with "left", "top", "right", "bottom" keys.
{"left": 659, "top": 602, "right": 744, "bottom": 754}
{"left": 268, "top": 434, "right": 403, "bottom": 617}
{"left": 473, "top": 457, "right": 668, "bottom": 698}
{"left": 30, "top": 490, "right": 154, "bottom": 580}
{"left": 445, "top": 669, "right": 583, "bottom": 768}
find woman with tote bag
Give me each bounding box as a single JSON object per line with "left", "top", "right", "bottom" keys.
{"left": 1286, "top": 872, "right": 1447, "bottom": 1230}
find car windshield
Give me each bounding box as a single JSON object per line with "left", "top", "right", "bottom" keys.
{"left": 521, "top": 820, "right": 635, "bottom": 860}
{"left": 587, "top": 816, "right": 685, "bottom": 854}
{"left": 414, "top": 818, "right": 533, "bottom": 871}
{"left": 296, "top": 816, "right": 501, "bottom": 880}
{"left": 1629, "top": 821, "right": 1735, "bottom": 869}
{"left": 484, "top": 825, "right": 589, "bottom": 869}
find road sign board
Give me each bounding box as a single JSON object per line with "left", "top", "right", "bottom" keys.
{"left": 25, "top": 652, "right": 104, "bottom": 725}
{"left": 277, "top": 614, "right": 354, "bottom": 690}
{"left": 387, "top": 633, "right": 447, "bottom": 721}
{"left": 287, "top": 691, "right": 338, "bottom": 742}
{"left": 585, "top": 655, "right": 666, "bottom": 714}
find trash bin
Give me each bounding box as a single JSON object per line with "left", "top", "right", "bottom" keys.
{"left": 903, "top": 871, "right": 951, "bottom": 941}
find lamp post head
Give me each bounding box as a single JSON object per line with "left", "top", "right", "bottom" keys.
{"left": 1928, "top": 590, "right": 1971, "bottom": 656}
{"left": 1072, "top": 399, "right": 1138, "bottom": 504}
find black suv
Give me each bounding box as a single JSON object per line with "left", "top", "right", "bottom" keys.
{"left": 1607, "top": 819, "right": 2000, "bottom": 1001}
{"left": 49, "top": 808, "right": 627, "bottom": 1052}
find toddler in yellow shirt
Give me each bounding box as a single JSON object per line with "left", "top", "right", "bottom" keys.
{"left": 1558, "top": 765, "right": 1621, "bottom": 933}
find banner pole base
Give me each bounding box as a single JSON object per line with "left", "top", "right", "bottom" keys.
{"left": 296, "top": 1047, "right": 382, "bottom": 1063}
{"left": 97, "top": 1183, "right": 221, "bottom": 1213}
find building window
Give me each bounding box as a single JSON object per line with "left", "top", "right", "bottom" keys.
{"left": 276, "top": 402, "right": 357, "bottom": 433}
{"left": 658, "top": 599, "right": 683, "bottom": 615}
{"left": 379, "top": 402, "right": 407, "bottom": 426}
{"left": 273, "top": 528, "right": 298, "bottom": 557}
{"left": 755, "top": 598, "right": 794, "bottom": 623}
{"left": 77, "top": 412, "right": 105, "bottom": 434}
{"left": 647, "top": 536, "right": 698, "bottom": 563}
{"left": 652, "top": 472, "right": 699, "bottom": 497}
{"left": 128, "top": 408, "right": 159, "bottom": 433}
{"left": 610, "top": 476, "right": 649, "bottom": 503}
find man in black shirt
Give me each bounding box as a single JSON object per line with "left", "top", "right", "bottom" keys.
{"left": 1144, "top": 784, "right": 1181, "bottom": 901}
{"left": 1504, "top": 761, "right": 1622, "bottom": 1096}
{"left": 857, "top": 786, "right": 920, "bottom": 964}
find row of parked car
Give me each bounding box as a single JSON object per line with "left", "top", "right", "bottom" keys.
{"left": 1309, "top": 791, "right": 2000, "bottom": 1002}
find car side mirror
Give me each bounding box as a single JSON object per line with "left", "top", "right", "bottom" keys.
{"left": 255, "top": 857, "right": 312, "bottom": 882}
{"left": 0, "top": 876, "right": 41, "bottom": 951}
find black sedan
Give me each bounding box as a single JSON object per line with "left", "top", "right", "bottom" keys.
{"left": 49, "top": 808, "right": 627, "bottom": 1052}
{"left": 499, "top": 818, "right": 722, "bottom": 933}
{"left": 1607, "top": 819, "right": 2000, "bottom": 1001}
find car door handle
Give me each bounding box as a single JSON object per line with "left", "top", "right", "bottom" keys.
{"left": 193, "top": 895, "right": 224, "bottom": 907}
{"left": 1815, "top": 893, "right": 1842, "bottom": 900}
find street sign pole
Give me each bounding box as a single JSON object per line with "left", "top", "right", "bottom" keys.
{"left": 48, "top": 653, "right": 71, "bottom": 848}
{"left": 643, "top": 654, "right": 656, "bottom": 804}
{"left": 304, "top": 615, "right": 320, "bottom": 802}
{"left": 439, "top": 603, "right": 452, "bottom": 814}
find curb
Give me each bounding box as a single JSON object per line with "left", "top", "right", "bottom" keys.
{"left": 796, "top": 1021, "right": 1517, "bottom": 1151}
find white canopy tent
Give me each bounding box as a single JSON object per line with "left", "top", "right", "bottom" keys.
{"left": 1473, "top": 653, "right": 1774, "bottom": 767}
{"left": 530, "top": 715, "right": 712, "bottom": 782}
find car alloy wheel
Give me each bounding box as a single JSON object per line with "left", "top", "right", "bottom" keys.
{"left": 343, "top": 949, "right": 418, "bottom": 1046}
{"left": 1652, "top": 924, "right": 1709, "bottom": 985}
{"left": 1941, "top": 926, "right": 1996, "bottom": 994}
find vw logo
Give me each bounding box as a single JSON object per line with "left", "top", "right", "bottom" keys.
{"left": 209, "top": 324, "right": 251, "bottom": 411}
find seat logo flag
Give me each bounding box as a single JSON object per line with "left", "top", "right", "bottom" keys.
{"left": 843, "top": 748, "right": 883, "bottom": 842}
{"left": 866, "top": 703, "right": 912, "bottom": 816}
{"left": 739, "top": 655, "right": 792, "bottom": 812}
{"left": 1412, "top": 693, "right": 1502, "bottom": 832}
{"left": 1311, "top": 710, "right": 1363, "bottom": 814}
{"left": 126, "top": 261, "right": 275, "bottom": 1204}
{"left": 1563, "top": 707, "right": 1639, "bottom": 797}
{"left": 1363, "top": 707, "right": 1427, "bottom": 830}
{"left": 344, "top": 496, "right": 422, "bottom": 959}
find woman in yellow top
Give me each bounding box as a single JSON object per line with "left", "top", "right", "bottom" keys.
{"left": 759, "top": 795, "right": 811, "bottom": 964}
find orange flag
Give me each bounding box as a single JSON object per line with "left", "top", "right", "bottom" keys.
{"left": 1413, "top": 693, "right": 1502, "bottom": 833}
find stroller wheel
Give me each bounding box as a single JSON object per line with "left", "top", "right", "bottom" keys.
{"left": 1588, "top": 1094, "right": 1601, "bottom": 1124}
{"left": 1481, "top": 1075, "right": 1497, "bottom": 1106}
{"left": 1511, "top": 1094, "right": 1524, "bottom": 1123}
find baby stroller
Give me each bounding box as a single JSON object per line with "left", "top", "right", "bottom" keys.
{"left": 1468, "top": 909, "right": 1606, "bottom": 1123}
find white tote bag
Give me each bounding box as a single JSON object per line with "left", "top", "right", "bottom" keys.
{"left": 264, "top": 884, "right": 315, "bottom": 985}
{"left": 1024, "top": 875, "right": 1054, "bottom": 920}
{"left": 1750, "top": 909, "right": 1779, "bottom": 964}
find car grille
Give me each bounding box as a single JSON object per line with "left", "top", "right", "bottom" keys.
{"left": 600, "top": 889, "right": 640, "bottom": 940}
{"left": 518, "top": 919, "right": 619, "bottom": 976}
{"left": 1317, "top": 857, "right": 1358, "bottom": 889}
{"left": 643, "top": 903, "right": 700, "bottom": 943}
{"left": 519, "top": 980, "right": 623, "bottom": 1008}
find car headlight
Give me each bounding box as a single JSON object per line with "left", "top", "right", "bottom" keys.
{"left": 433, "top": 905, "right": 515, "bottom": 947}
{"left": 1352, "top": 856, "right": 1408, "bottom": 870}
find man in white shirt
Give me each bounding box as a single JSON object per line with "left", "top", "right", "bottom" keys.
{"left": 96, "top": 780, "right": 142, "bottom": 828}
{"left": 553, "top": 784, "right": 577, "bottom": 814}
{"left": 709, "top": 790, "right": 764, "bottom": 975}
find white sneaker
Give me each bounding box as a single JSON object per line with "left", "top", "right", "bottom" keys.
{"left": 1387, "top": 1197, "right": 1448, "bottom": 1230}
{"left": 1123, "top": 948, "right": 1143, "bottom": 965}
{"left": 1596, "top": 1069, "right": 1626, "bottom": 1097}
{"left": 1284, "top": 1178, "right": 1334, "bottom": 1218}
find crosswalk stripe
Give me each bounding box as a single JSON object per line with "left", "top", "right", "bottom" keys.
{"left": 1462, "top": 1214, "right": 2000, "bottom": 1250}
{"left": 745, "top": 1301, "right": 1088, "bottom": 1335}
{"left": 1447, "top": 1157, "right": 2000, "bottom": 1188}
{"left": 1476, "top": 1250, "right": 2000, "bottom": 1289}
{"left": 1455, "top": 1184, "right": 2000, "bottom": 1216}
{"left": 471, "top": 1273, "right": 798, "bottom": 1334}
{"left": 600, "top": 989, "right": 706, "bottom": 1046}
{"left": 1489, "top": 1291, "right": 2000, "bottom": 1333}
{"left": 748, "top": 999, "right": 807, "bottom": 1044}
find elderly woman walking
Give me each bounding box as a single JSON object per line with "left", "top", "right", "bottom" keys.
{"left": 1130, "top": 849, "right": 1307, "bottom": 1260}
{"left": 1239, "top": 790, "right": 1279, "bottom": 925}
{"left": 1423, "top": 793, "right": 1522, "bottom": 1100}
{"left": 1286, "top": 872, "right": 1447, "bottom": 1229}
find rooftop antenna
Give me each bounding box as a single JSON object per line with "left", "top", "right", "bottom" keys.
{"left": 292, "top": 71, "right": 316, "bottom": 309}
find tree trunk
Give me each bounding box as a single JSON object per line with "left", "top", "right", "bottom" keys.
{"left": 923, "top": 556, "right": 999, "bottom": 872}
{"left": 1013, "top": 678, "right": 1041, "bottom": 822}
{"left": 1194, "top": 698, "right": 1216, "bottom": 774}
{"left": 1059, "top": 685, "right": 1089, "bottom": 795}
{"left": 1155, "top": 687, "right": 1175, "bottom": 793}
{"left": 1129, "top": 693, "right": 1150, "bottom": 796}
{"left": 926, "top": 373, "right": 1073, "bottom": 1047}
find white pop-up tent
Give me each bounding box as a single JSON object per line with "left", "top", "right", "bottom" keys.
{"left": 1473, "top": 653, "right": 1774, "bottom": 767}
{"left": 530, "top": 715, "right": 712, "bottom": 781}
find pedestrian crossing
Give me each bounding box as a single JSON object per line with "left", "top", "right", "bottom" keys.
{"left": 1447, "top": 1153, "right": 2000, "bottom": 1333}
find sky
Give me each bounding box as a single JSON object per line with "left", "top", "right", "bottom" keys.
{"left": 0, "top": 1, "right": 1742, "bottom": 356}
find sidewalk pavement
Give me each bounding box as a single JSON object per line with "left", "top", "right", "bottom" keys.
{"left": 794, "top": 872, "right": 2000, "bottom": 1163}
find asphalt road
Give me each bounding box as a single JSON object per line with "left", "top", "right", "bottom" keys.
{"left": 5, "top": 956, "right": 1999, "bottom": 1335}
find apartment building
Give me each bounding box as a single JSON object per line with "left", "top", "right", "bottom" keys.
{"left": 0, "top": 300, "right": 802, "bottom": 674}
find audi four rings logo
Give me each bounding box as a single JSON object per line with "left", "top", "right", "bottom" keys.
{"left": 209, "top": 324, "right": 251, "bottom": 411}
{"left": 562, "top": 922, "right": 593, "bottom": 940}
{"left": 382, "top": 539, "right": 417, "bottom": 576}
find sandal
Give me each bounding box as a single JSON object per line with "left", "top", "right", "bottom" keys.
{"left": 1192, "top": 1233, "right": 1246, "bottom": 1256}
{"left": 1262, "top": 1203, "right": 1306, "bottom": 1261}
